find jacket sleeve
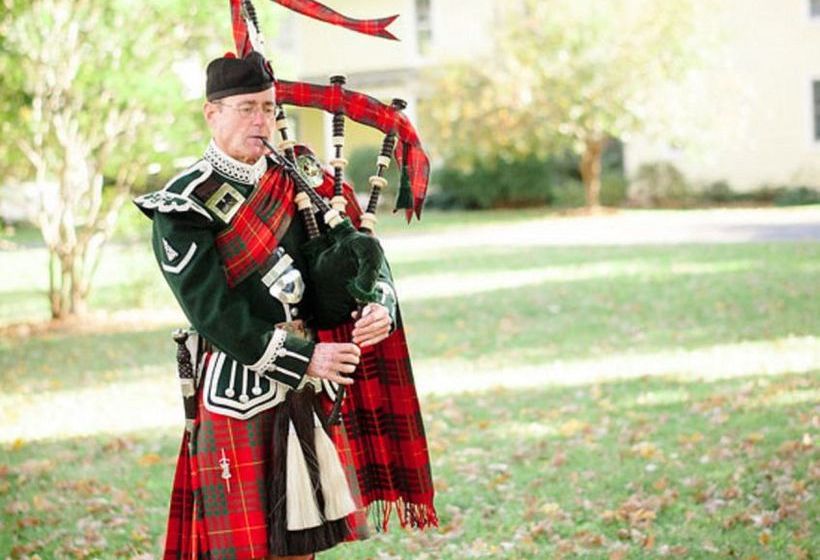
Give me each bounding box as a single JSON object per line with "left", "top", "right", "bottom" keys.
{"left": 151, "top": 211, "right": 314, "bottom": 389}
{"left": 374, "top": 257, "right": 398, "bottom": 331}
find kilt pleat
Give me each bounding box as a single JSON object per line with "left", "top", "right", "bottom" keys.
{"left": 163, "top": 367, "right": 369, "bottom": 560}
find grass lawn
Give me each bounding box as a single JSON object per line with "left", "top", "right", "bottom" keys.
{"left": 1, "top": 211, "right": 818, "bottom": 558}
{"left": 1, "top": 374, "right": 816, "bottom": 559}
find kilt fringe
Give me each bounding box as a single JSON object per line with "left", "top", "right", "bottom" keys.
{"left": 367, "top": 497, "right": 439, "bottom": 533}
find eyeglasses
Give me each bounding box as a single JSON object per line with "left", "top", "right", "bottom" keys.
{"left": 214, "top": 101, "right": 277, "bottom": 119}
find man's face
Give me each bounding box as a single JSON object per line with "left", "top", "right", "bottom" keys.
{"left": 204, "top": 87, "right": 276, "bottom": 164}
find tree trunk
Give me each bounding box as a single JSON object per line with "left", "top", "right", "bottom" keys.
{"left": 579, "top": 137, "right": 607, "bottom": 210}
{"left": 48, "top": 250, "right": 62, "bottom": 319}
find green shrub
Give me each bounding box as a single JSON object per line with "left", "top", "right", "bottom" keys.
{"left": 551, "top": 179, "right": 585, "bottom": 208}
{"left": 346, "top": 145, "right": 400, "bottom": 194}
{"left": 701, "top": 180, "right": 735, "bottom": 203}
{"left": 629, "top": 162, "right": 692, "bottom": 207}
{"left": 549, "top": 172, "right": 627, "bottom": 208}
{"left": 601, "top": 173, "right": 628, "bottom": 206}
{"left": 428, "top": 140, "right": 625, "bottom": 210}
{"left": 697, "top": 182, "right": 820, "bottom": 207}
{"left": 773, "top": 186, "right": 820, "bottom": 206}
{"left": 433, "top": 155, "right": 556, "bottom": 209}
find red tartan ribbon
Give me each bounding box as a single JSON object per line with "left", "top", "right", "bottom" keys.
{"left": 229, "top": 0, "right": 428, "bottom": 221}
{"left": 230, "top": 0, "right": 398, "bottom": 54}
{"left": 278, "top": 80, "right": 428, "bottom": 220}
{"left": 273, "top": 0, "right": 399, "bottom": 40}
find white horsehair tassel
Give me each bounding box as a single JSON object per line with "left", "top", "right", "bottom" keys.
{"left": 286, "top": 420, "right": 323, "bottom": 531}
{"left": 313, "top": 413, "right": 356, "bottom": 521}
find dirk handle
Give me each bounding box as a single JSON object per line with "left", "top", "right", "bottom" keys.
{"left": 173, "top": 328, "right": 198, "bottom": 432}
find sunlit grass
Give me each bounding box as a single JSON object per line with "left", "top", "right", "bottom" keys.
{"left": 1, "top": 211, "right": 818, "bottom": 558}
{"left": 2, "top": 335, "right": 818, "bottom": 445}
{"left": 3, "top": 372, "right": 817, "bottom": 559}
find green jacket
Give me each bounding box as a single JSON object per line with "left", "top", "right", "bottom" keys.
{"left": 135, "top": 142, "right": 397, "bottom": 419}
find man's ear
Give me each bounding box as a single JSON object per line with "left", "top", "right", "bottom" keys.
{"left": 203, "top": 101, "right": 219, "bottom": 124}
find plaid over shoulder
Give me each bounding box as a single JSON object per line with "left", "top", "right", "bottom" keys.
{"left": 214, "top": 164, "right": 296, "bottom": 287}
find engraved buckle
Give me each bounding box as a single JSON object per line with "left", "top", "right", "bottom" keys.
{"left": 205, "top": 182, "right": 245, "bottom": 223}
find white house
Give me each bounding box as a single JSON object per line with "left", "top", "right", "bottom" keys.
{"left": 279, "top": 0, "right": 820, "bottom": 191}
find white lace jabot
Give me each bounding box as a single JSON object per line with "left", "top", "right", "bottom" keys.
{"left": 203, "top": 140, "right": 268, "bottom": 185}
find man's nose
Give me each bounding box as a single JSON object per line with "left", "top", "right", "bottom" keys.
{"left": 251, "top": 109, "right": 267, "bottom": 125}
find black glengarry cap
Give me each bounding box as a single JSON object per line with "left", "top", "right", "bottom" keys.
{"left": 206, "top": 51, "right": 274, "bottom": 102}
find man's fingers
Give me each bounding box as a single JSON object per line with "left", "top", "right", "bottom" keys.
{"left": 351, "top": 304, "right": 374, "bottom": 320}
{"left": 335, "top": 362, "right": 357, "bottom": 374}
{"left": 352, "top": 322, "right": 390, "bottom": 344}
{"left": 353, "top": 312, "right": 389, "bottom": 332}
{"left": 334, "top": 349, "right": 361, "bottom": 364}
{"left": 353, "top": 317, "right": 390, "bottom": 337}
{"left": 335, "top": 343, "right": 361, "bottom": 357}
{"left": 359, "top": 333, "right": 388, "bottom": 348}
{"left": 353, "top": 306, "right": 387, "bottom": 328}
{"left": 329, "top": 373, "right": 354, "bottom": 385}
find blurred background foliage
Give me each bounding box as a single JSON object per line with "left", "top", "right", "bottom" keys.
{"left": 0, "top": 0, "right": 225, "bottom": 187}
{"left": 0, "top": 0, "right": 228, "bottom": 317}
{"left": 423, "top": 0, "right": 705, "bottom": 209}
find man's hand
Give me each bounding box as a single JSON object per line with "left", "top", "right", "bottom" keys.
{"left": 351, "top": 303, "right": 392, "bottom": 348}
{"left": 306, "top": 342, "right": 360, "bottom": 385}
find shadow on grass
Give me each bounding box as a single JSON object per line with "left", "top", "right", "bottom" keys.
{"left": 0, "top": 326, "right": 180, "bottom": 392}
{"left": 2, "top": 371, "right": 815, "bottom": 559}
{"left": 399, "top": 244, "right": 820, "bottom": 365}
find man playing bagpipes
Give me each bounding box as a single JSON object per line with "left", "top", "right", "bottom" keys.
{"left": 134, "top": 2, "right": 436, "bottom": 559}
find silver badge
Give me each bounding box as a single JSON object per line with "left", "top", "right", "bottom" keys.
{"left": 205, "top": 182, "right": 246, "bottom": 223}
{"left": 261, "top": 248, "right": 305, "bottom": 304}
{"left": 295, "top": 153, "right": 325, "bottom": 188}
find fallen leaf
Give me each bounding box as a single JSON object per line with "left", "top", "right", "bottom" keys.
{"left": 17, "top": 516, "right": 42, "bottom": 528}
{"left": 5, "top": 500, "right": 30, "bottom": 515}
{"left": 32, "top": 494, "right": 57, "bottom": 512}
{"left": 609, "top": 549, "right": 628, "bottom": 560}
{"left": 138, "top": 453, "right": 161, "bottom": 466}
{"left": 787, "top": 545, "right": 810, "bottom": 560}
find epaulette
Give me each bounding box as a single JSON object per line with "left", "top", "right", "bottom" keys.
{"left": 133, "top": 160, "right": 214, "bottom": 221}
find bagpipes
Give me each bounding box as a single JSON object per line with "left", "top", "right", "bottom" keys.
{"left": 261, "top": 94, "right": 408, "bottom": 426}
{"left": 237, "top": 0, "right": 437, "bottom": 548}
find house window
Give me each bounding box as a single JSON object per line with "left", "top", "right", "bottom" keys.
{"left": 811, "top": 0, "right": 820, "bottom": 17}
{"left": 416, "top": 0, "right": 433, "bottom": 55}
{"left": 813, "top": 81, "right": 820, "bottom": 141}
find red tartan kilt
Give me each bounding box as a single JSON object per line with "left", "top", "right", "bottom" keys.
{"left": 163, "top": 354, "right": 369, "bottom": 560}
